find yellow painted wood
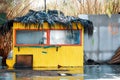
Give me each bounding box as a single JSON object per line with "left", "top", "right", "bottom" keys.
{"left": 6, "top": 59, "right": 14, "bottom": 68}
{"left": 6, "top": 22, "right": 84, "bottom": 69}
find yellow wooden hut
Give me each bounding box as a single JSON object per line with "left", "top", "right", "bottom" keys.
{"left": 5, "top": 10, "right": 93, "bottom": 69}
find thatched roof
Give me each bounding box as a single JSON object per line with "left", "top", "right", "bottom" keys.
{"left": 0, "top": 10, "right": 94, "bottom": 36}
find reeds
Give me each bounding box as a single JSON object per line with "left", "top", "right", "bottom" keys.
{"left": 4, "top": 0, "right": 120, "bottom": 19}
{"left": 47, "top": 0, "right": 120, "bottom": 16}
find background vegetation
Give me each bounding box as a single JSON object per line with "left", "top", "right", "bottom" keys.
{"left": 0, "top": 0, "right": 119, "bottom": 19}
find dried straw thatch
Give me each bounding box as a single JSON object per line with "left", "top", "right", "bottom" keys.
{"left": 0, "top": 10, "right": 94, "bottom": 36}
{"left": 0, "top": 30, "right": 12, "bottom": 66}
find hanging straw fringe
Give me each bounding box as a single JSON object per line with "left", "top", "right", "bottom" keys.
{"left": 0, "top": 10, "right": 94, "bottom": 36}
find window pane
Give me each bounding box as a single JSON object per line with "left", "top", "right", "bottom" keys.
{"left": 16, "top": 30, "right": 47, "bottom": 44}
{"left": 50, "top": 30, "right": 80, "bottom": 45}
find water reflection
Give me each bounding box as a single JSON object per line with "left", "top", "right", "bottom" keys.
{"left": 0, "top": 67, "right": 84, "bottom": 80}
{"left": 1, "top": 65, "right": 120, "bottom": 80}
{"left": 17, "top": 76, "right": 83, "bottom": 80}
{"left": 0, "top": 73, "right": 84, "bottom": 80}
{"left": 0, "top": 73, "right": 15, "bottom": 80}
{"left": 84, "top": 65, "right": 120, "bottom": 79}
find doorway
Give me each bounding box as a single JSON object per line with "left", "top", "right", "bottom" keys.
{"left": 15, "top": 55, "right": 33, "bottom": 68}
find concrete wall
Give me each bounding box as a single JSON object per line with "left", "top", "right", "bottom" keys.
{"left": 79, "top": 14, "right": 120, "bottom": 62}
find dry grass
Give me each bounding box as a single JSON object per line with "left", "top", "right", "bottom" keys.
{"left": 4, "top": 0, "right": 120, "bottom": 19}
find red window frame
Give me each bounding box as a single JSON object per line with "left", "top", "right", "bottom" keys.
{"left": 49, "top": 29, "right": 82, "bottom": 46}
{"left": 14, "top": 29, "right": 82, "bottom": 46}
{"left": 14, "top": 29, "right": 49, "bottom": 46}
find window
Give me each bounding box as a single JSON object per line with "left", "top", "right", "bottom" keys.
{"left": 15, "top": 29, "right": 81, "bottom": 46}
{"left": 50, "top": 30, "right": 80, "bottom": 45}
{"left": 16, "top": 30, "right": 47, "bottom": 45}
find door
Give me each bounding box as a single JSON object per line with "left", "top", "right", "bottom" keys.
{"left": 15, "top": 55, "right": 33, "bottom": 68}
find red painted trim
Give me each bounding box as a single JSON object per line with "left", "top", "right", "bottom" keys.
{"left": 47, "top": 30, "right": 50, "bottom": 45}
{"left": 49, "top": 29, "right": 82, "bottom": 46}
{"left": 14, "top": 29, "right": 48, "bottom": 46}
{"left": 80, "top": 30, "right": 82, "bottom": 46}
{"left": 14, "top": 29, "right": 16, "bottom": 46}
{"left": 14, "top": 29, "right": 82, "bottom": 46}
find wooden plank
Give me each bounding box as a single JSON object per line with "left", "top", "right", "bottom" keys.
{"left": 109, "top": 47, "right": 120, "bottom": 64}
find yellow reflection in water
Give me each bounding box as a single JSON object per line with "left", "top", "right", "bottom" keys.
{"left": 33, "top": 67, "right": 83, "bottom": 74}
{"left": 17, "top": 76, "right": 83, "bottom": 80}
{"left": 10, "top": 67, "right": 84, "bottom": 80}
{"left": 33, "top": 76, "right": 83, "bottom": 80}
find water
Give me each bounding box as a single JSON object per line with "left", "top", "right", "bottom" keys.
{"left": 0, "top": 65, "right": 120, "bottom": 80}
{"left": 85, "top": 65, "right": 120, "bottom": 80}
